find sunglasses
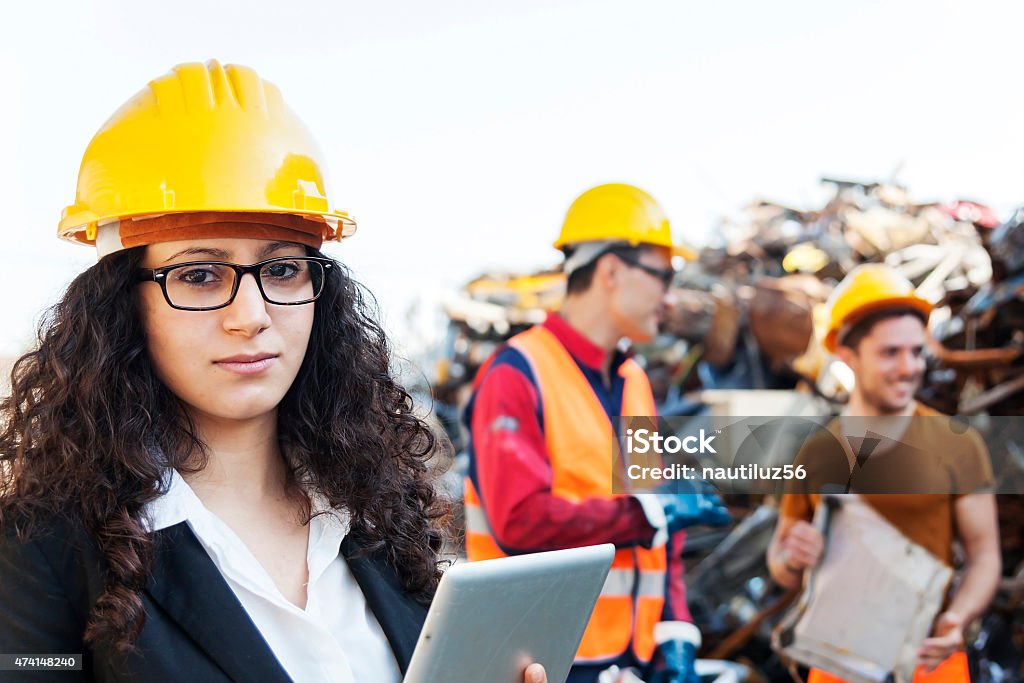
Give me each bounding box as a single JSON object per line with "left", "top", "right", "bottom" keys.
{"left": 612, "top": 252, "right": 676, "bottom": 288}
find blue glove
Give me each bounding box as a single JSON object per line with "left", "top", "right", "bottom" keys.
{"left": 656, "top": 481, "right": 732, "bottom": 533}
{"left": 646, "top": 625, "right": 701, "bottom": 683}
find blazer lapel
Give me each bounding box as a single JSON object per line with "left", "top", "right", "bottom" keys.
{"left": 341, "top": 536, "right": 429, "bottom": 674}
{"left": 145, "top": 522, "right": 292, "bottom": 683}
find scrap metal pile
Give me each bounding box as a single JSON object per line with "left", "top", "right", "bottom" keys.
{"left": 432, "top": 177, "right": 1023, "bottom": 419}
{"left": 661, "top": 177, "right": 1022, "bottom": 416}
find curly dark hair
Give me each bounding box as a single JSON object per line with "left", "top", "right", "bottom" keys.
{"left": 0, "top": 245, "right": 450, "bottom": 652}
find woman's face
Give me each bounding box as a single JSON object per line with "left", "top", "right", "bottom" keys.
{"left": 138, "top": 238, "right": 316, "bottom": 426}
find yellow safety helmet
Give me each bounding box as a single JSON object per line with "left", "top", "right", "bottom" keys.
{"left": 554, "top": 184, "right": 695, "bottom": 261}
{"left": 59, "top": 60, "right": 355, "bottom": 256}
{"left": 824, "top": 264, "right": 932, "bottom": 352}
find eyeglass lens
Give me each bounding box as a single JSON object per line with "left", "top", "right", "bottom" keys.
{"left": 165, "top": 259, "right": 324, "bottom": 309}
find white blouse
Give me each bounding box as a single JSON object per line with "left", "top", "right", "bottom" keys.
{"left": 143, "top": 470, "right": 402, "bottom": 683}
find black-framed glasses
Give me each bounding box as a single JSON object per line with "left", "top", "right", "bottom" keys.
{"left": 612, "top": 252, "right": 676, "bottom": 288}
{"left": 136, "top": 256, "right": 333, "bottom": 311}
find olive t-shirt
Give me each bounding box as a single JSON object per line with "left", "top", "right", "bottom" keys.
{"left": 779, "top": 403, "right": 993, "bottom": 566}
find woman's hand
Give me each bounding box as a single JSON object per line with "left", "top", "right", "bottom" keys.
{"left": 524, "top": 663, "right": 548, "bottom": 683}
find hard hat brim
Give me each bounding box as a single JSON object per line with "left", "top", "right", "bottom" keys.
{"left": 824, "top": 295, "right": 933, "bottom": 352}
{"left": 672, "top": 244, "right": 698, "bottom": 262}
{"left": 59, "top": 208, "right": 357, "bottom": 248}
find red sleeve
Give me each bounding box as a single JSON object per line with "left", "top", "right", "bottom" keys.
{"left": 471, "top": 363, "right": 657, "bottom": 552}
{"left": 663, "top": 530, "right": 693, "bottom": 622}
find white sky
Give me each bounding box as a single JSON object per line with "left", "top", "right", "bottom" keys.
{"left": 2, "top": 0, "right": 1023, "bottom": 360}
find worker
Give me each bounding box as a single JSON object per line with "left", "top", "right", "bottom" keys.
{"left": 767, "top": 264, "right": 1001, "bottom": 682}
{"left": 0, "top": 60, "right": 549, "bottom": 683}
{"left": 464, "top": 183, "right": 730, "bottom": 683}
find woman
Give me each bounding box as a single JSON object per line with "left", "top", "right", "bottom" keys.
{"left": 0, "top": 61, "right": 547, "bottom": 683}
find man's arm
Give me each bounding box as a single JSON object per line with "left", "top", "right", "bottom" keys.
{"left": 661, "top": 529, "right": 693, "bottom": 622}
{"left": 470, "top": 361, "right": 658, "bottom": 553}
{"left": 918, "top": 492, "right": 1000, "bottom": 670}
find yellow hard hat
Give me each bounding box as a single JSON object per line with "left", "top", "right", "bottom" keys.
{"left": 782, "top": 243, "right": 830, "bottom": 274}
{"left": 824, "top": 264, "right": 932, "bottom": 352}
{"left": 59, "top": 60, "right": 355, "bottom": 254}
{"left": 554, "top": 184, "right": 695, "bottom": 260}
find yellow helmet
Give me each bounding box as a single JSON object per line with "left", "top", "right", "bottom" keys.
{"left": 59, "top": 60, "right": 355, "bottom": 255}
{"left": 824, "top": 264, "right": 932, "bottom": 352}
{"left": 554, "top": 184, "right": 695, "bottom": 260}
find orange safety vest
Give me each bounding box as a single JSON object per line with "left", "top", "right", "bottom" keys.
{"left": 464, "top": 324, "right": 667, "bottom": 664}
{"left": 807, "top": 653, "right": 970, "bottom": 683}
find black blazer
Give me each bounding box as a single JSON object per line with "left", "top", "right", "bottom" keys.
{"left": 0, "top": 516, "right": 428, "bottom": 682}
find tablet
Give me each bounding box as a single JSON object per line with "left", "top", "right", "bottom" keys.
{"left": 404, "top": 544, "right": 615, "bottom": 683}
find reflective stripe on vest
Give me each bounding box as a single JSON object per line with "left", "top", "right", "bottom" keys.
{"left": 464, "top": 324, "right": 667, "bottom": 663}
{"left": 807, "top": 651, "right": 969, "bottom": 683}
